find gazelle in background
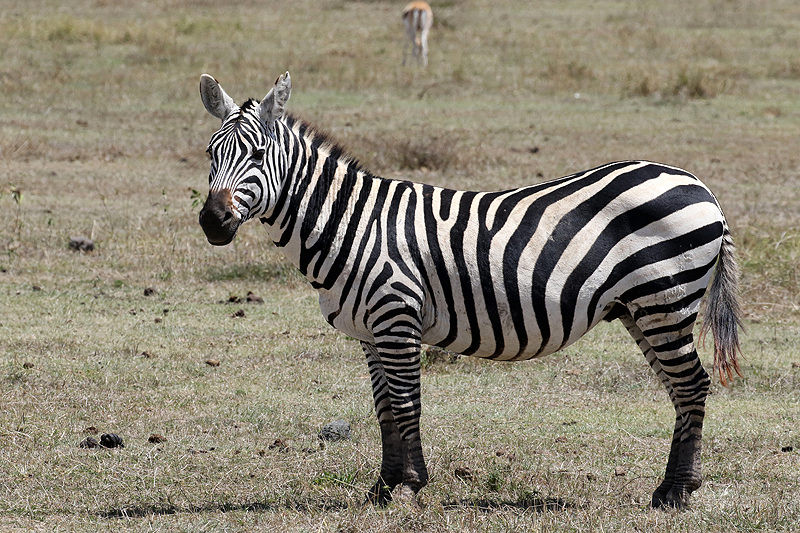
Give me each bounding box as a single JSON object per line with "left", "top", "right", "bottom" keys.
{"left": 402, "top": 1, "right": 433, "bottom": 67}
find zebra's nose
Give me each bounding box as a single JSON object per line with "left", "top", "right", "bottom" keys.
{"left": 199, "top": 190, "right": 239, "bottom": 246}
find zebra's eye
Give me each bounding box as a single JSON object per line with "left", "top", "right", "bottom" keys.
{"left": 252, "top": 149, "right": 265, "bottom": 161}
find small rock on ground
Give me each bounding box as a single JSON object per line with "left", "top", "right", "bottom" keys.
{"left": 319, "top": 419, "right": 351, "bottom": 441}
{"left": 148, "top": 433, "right": 167, "bottom": 444}
{"left": 69, "top": 236, "right": 94, "bottom": 252}
{"left": 100, "top": 433, "right": 125, "bottom": 448}
{"left": 79, "top": 436, "right": 100, "bottom": 449}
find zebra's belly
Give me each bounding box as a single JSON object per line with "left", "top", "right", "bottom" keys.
{"left": 419, "top": 300, "right": 607, "bottom": 362}
{"left": 317, "top": 273, "right": 616, "bottom": 361}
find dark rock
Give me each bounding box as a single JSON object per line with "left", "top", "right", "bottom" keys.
{"left": 143, "top": 287, "right": 157, "bottom": 296}
{"left": 79, "top": 436, "right": 99, "bottom": 449}
{"left": 148, "top": 433, "right": 167, "bottom": 444}
{"left": 69, "top": 236, "right": 94, "bottom": 252}
{"left": 100, "top": 433, "right": 124, "bottom": 448}
{"left": 319, "top": 419, "right": 351, "bottom": 441}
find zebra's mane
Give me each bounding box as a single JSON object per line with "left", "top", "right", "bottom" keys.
{"left": 282, "top": 113, "right": 376, "bottom": 178}
{"left": 235, "top": 99, "right": 377, "bottom": 180}
{"left": 240, "top": 98, "right": 259, "bottom": 110}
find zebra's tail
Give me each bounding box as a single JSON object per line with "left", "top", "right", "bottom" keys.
{"left": 699, "top": 226, "right": 744, "bottom": 386}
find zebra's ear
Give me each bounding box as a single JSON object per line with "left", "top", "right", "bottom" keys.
{"left": 200, "top": 74, "right": 237, "bottom": 121}
{"left": 258, "top": 71, "right": 292, "bottom": 125}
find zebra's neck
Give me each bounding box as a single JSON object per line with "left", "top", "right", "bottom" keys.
{"left": 260, "top": 115, "right": 380, "bottom": 289}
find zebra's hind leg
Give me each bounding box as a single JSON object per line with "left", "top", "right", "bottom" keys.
{"left": 361, "top": 340, "right": 428, "bottom": 506}
{"left": 619, "top": 312, "right": 710, "bottom": 508}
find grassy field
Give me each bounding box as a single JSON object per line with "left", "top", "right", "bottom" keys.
{"left": 1, "top": 0, "right": 799, "bottom": 531}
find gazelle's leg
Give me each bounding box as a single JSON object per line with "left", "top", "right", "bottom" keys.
{"left": 620, "top": 312, "right": 709, "bottom": 508}
{"left": 402, "top": 20, "right": 415, "bottom": 66}
{"left": 419, "top": 26, "right": 430, "bottom": 67}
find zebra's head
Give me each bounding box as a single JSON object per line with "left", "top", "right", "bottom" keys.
{"left": 198, "top": 72, "right": 291, "bottom": 246}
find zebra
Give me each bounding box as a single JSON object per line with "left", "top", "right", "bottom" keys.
{"left": 197, "top": 72, "right": 743, "bottom": 508}
{"left": 402, "top": 1, "right": 433, "bottom": 67}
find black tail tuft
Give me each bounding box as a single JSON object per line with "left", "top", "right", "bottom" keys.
{"left": 699, "top": 228, "right": 744, "bottom": 386}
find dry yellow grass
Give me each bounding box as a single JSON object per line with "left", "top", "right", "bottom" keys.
{"left": 1, "top": 0, "right": 799, "bottom": 531}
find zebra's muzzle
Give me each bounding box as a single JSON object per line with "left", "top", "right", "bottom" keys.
{"left": 199, "top": 189, "right": 240, "bottom": 246}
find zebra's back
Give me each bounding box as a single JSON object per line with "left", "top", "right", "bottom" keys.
{"left": 317, "top": 161, "right": 725, "bottom": 361}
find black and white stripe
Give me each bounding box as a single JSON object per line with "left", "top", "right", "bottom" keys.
{"left": 198, "top": 73, "right": 742, "bottom": 508}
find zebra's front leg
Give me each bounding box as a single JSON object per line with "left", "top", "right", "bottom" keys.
{"left": 361, "top": 338, "right": 428, "bottom": 506}
{"left": 362, "top": 340, "right": 403, "bottom": 506}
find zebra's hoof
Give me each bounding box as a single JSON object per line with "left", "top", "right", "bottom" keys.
{"left": 651, "top": 488, "right": 691, "bottom": 509}
{"left": 393, "top": 484, "right": 422, "bottom": 509}
{"left": 364, "top": 483, "right": 393, "bottom": 507}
